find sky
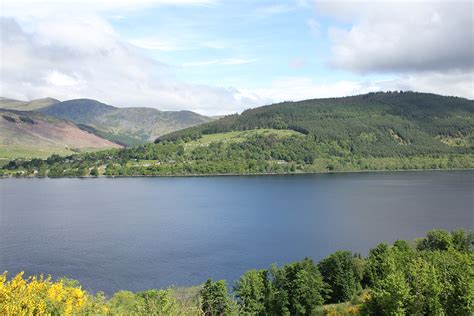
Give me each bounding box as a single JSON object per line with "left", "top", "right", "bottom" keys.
{"left": 0, "top": 0, "right": 472, "bottom": 115}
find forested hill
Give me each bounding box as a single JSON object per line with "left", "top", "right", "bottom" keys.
{"left": 158, "top": 91, "right": 474, "bottom": 157}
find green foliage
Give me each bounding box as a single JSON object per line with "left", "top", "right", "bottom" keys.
{"left": 90, "top": 167, "right": 99, "bottom": 177}
{"left": 200, "top": 279, "right": 232, "bottom": 315}
{"left": 362, "top": 270, "right": 412, "bottom": 315}
{"left": 450, "top": 228, "right": 474, "bottom": 252}
{"left": 424, "top": 249, "right": 473, "bottom": 315}
{"left": 416, "top": 229, "right": 453, "bottom": 251}
{"left": 19, "top": 116, "right": 35, "bottom": 124}
{"left": 101, "top": 289, "right": 178, "bottom": 315}
{"left": 271, "top": 258, "right": 327, "bottom": 315}
{"left": 134, "top": 289, "right": 177, "bottom": 315}
{"left": 318, "top": 251, "right": 361, "bottom": 303}
{"left": 362, "top": 243, "right": 392, "bottom": 287}
{"left": 234, "top": 269, "right": 268, "bottom": 315}
{"left": 362, "top": 229, "right": 474, "bottom": 316}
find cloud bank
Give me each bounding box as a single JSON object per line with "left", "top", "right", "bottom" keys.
{"left": 320, "top": 0, "right": 473, "bottom": 73}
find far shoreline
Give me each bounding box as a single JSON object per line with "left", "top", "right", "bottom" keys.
{"left": 2, "top": 167, "right": 473, "bottom": 179}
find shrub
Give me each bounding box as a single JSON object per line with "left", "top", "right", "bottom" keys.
{"left": 0, "top": 271, "right": 87, "bottom": 316}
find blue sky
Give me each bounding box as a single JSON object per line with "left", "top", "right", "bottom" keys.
{"left": 1, "top": 0, "right": 472, "bottom": 115}
{"left": 114, "top": 1, "right": 370, "bottom": 87}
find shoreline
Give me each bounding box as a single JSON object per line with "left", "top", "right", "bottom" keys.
{"left": 1, "top": 167, "right": 473, "bottom": 179}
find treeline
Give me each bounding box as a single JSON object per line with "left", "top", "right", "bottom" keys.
{"left": 2, "top": 132, "right": 473, "bottom": 177}
{"left": 1, "top": 229, "right": 473, "bottom": 315}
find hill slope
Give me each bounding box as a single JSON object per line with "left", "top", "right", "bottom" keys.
{"left": 158, "top": 91, "right": 474, "bottom": 157}
{"left": 0, "top": 109, "right": 121, "bottom": 159}
{"left": 0, "top": 97, "right": 60, "bottom": 111}
{"left": 38, "top": 99, "right": 215, "bottom": 145}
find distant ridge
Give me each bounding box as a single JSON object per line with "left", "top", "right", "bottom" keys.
{"left": 1, "top": 97, "right": 215, "bottom": 146}
{"left": 0, "top": 108, "right": 121, "bottom": 159}
{"left": 0, "top": 97, "right": 60, "bottom": 111}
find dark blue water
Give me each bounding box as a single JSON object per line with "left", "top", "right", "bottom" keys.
{"left": 1, "top": 171, "right": 473, "bottom": 294}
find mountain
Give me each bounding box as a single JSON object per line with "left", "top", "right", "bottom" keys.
{"left": 0, "top": 109, "right": 121, "bottom": 160}
{"left": 38, "top": 99, "right": 215, "bottom": 145}
{"left": 0, "top": 97, "right": 60, "bottom": 111}
{"left": 158, "top": 91, "right": 474, "bottom": 157}
{"left": 4, "top": 91, "right": 474, "bottom": 177}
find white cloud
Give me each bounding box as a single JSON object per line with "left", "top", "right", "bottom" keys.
{"left": 129, "top": 38, "right": 192, "bottom": 52}
{"left": 317, "top": 0, "right": 473, "bottom": 73}
{"left": 0, "top": 17, "right": 264, "bottom": 115}
{"left": 182, "top": 58, "right": 257, "bottom": 67}
{"left": 45, "top": 71, "right": 83, "bottom": 87}
{"left": 253, "top": 77, "right": 374, "bottom": 102}
{"left": 249, "top": 71, "right": 474, "bottom": 105}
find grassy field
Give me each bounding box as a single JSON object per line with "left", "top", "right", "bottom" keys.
{"left": 0, "top": 147, "right": 74, "bottom": 159}
{"left": 183, "top": 128, "right": 303, "bottom": 150}
{"left": 0, "top": 146, "right": 115, "bottom": 167}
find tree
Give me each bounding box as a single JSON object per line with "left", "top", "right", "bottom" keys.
{"left": 406, "top": 257, "right": 443, "bottom": 315}
{"left": 200, "top": 279, "right": 231, "bottom": 315}
{"left": 271, "top": 258, "right": 326, "bottom": 315}
{"left": 363, "top": 270, "right": 412, "bottom": 315}
{"left": 426, "top": 249, "right": 473, "bottom": 315}
{"left": 90, "top": 167, "right": 99, "bottom": 177}
{"left": 234, "top": 269, "right": 268, "bottom": 315}
{"left": 135, "top": 289, "right": 177, "bottom": 315}
{"left": 318, "top": 251, "right": 360, "bottom": 303}
{"left": 416, "top": 229, "right": 453, "bottom": 251}
{"left": 362, "top": 243, "right": 392, "bottom": 287}
{"left": 451, "top": 229, "right": 474, "bottom": 252}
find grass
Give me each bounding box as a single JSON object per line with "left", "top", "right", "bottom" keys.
{"left": 436, "top": 134, "right": 471, "bottom": 147}
{"left": 0, "top": 146, "right": 114, "bottom": 161}
{"left": 183, "top": 128, "right": 303, "bottom": 150}
{"left": 0, "top": 147, "right": 73, "bottom": 160}
{"left": 126, "top": 159, "right": 160, "bottom": 167}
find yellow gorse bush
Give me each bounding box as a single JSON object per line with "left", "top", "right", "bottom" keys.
{"left": 0, "top": 271, "right": 87, "bottom": 316}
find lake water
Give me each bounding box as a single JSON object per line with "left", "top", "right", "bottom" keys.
{"left": 1, "top": 171, "right": 473, "bottom": 294}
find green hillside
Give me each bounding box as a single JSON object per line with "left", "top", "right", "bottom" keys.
{"left": 0, "top": 109, "right": 121, "bottom": 162}
{"left": 3, "top": 91, "right": 473, "bottom": 177}
{"left": 38, "top": 99, "right": 215, "bottom": 145}
{"left": 158, "top": 91, "right": 474, "bottom": 158}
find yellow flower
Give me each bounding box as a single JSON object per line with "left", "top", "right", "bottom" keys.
{"left": 0, "top": 271, "right": 88, "bottom": 316}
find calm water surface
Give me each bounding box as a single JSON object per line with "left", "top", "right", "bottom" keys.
{"left": 1, "top": 171, "right": 473, "bottom": 294}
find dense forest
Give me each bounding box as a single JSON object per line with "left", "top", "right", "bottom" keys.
{"left": 158, "top": 91, "right": 473, "bottom": 157}
{"left": 2, "top": 229, "right": 473, "bottom": 315}
{"left": 2, "top": 92, "right": 473, "bottom": 177}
